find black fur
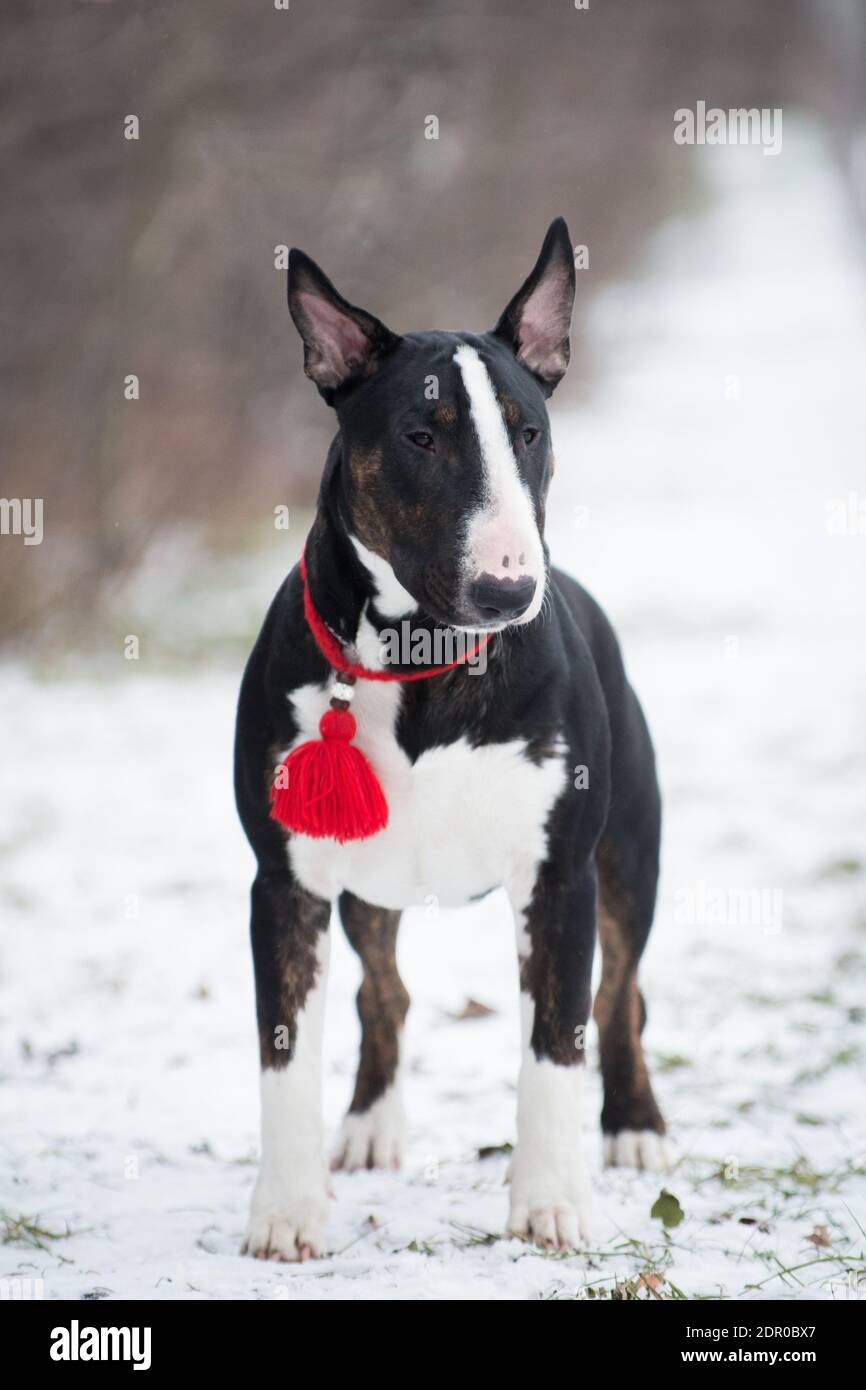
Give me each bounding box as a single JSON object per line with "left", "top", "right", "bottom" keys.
{"left": 235, "top": 220, "right": 665, "bottom": 1257}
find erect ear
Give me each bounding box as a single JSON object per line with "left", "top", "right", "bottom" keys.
{"left": 492, "top": 217, "right": 576, "bottom": 395}
{"left": 288, "top": 249, "right": 402, "bottom": 403}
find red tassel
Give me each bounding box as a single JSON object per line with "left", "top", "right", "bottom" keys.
{"left": 270, "top": 708, "right": 389, "bottom": 843}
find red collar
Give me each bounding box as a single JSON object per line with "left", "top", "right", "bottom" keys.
{"left": 299, "top": 550, "right": 491, "bottom": 683}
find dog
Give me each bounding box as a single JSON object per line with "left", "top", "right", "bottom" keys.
{"left": 234, "top": 218, "right": 667, "bottom": 1261}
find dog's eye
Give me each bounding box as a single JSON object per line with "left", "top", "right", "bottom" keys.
{"left": 522, "top": 427, "right": 539, "bottom": 445}
{"left": 407, "top": 431, "right": 434, "bottom": 451}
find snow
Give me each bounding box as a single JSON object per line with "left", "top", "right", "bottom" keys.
{"left": 2, "top": 117, "right": 866, "bottom": 1300}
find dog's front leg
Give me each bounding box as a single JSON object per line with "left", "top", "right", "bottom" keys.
{"left": 507, "top": 855, "right": 596, "bottom": 1250}
{"left": 243, "top": 869, "right": 331, "bottom": 1262}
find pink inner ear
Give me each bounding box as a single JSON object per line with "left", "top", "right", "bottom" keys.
{"left": 298, "top": 291, "right": 370, "bottom": 383}
{"left": 516, "top": 273, "right": 569, "bottom": 376}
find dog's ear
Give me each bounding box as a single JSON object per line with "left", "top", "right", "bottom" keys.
{"left": 492, "top": 217, "right": 576, "bottom": 395}
{"left": 288, "top": 250, "right": 401, "bottom": 403}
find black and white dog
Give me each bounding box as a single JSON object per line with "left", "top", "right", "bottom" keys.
{"left": 234, "top": 219, "right": 667, "bottom": 1261}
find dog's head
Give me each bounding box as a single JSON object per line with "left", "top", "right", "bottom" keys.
{"left": 289, "top": 219, "right": 575, "bottom": 631}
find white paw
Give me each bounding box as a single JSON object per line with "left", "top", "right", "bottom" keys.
{"left": 330, "top": 1087, "right": 405, "bottom": 1171}
{"left": 604, "top": 1129, "right": 670, "bottom": 1172}
{"left": 507, "top": 1155, "right": 592, "bottom": 1250}
{"left": 242, "top": 1172, "right": 329, "bottom": 1262}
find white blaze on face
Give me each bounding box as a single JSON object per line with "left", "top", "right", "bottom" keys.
{"left": 454, "top": 343, "right": 545, "bottom": 623}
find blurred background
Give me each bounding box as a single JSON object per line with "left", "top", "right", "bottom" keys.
{"left": 2, "top": 0, "right": 865, "bottom": 653}
{"left": 2, "top": 0, "right": 866, "bottom": 1301}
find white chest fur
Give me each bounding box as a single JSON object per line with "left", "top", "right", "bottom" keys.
{"left": 285, "top": 677, "right": 567, "bottom": 911}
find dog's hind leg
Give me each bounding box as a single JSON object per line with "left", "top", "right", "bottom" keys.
{"left": 331, "top": 891, "right": 409, "bottom": 1171}
{"left": 594, "top": 825, "right": 669, "bottom": 1171}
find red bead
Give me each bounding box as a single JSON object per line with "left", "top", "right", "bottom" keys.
{"left": 319, "top": 707, "right": 356, "bottom": 742}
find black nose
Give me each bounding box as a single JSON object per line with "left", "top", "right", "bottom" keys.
{"left": 469, "top": 573, "right": 536, "bottom": 621}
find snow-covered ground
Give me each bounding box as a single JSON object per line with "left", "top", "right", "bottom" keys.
{"left": 2, "top": 117, "right": 866, "bottom": 1300}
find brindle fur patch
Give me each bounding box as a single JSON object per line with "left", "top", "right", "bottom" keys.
{"left": 395, "top": 641, "right": 499, "bottom": 757}
{"left": 523, "top": 730, "right": 561, "bottom": 767}
{"left": 347, "top": 444, "right": 431, "bottom": 565}
{"left": 518, "top": 799, "right": 596, "bottom": 1068}
{"left": 518, "top": 942, "right": 589, "bottom": 1068}
{"left": 251, "top": 873, "right": 330, "bottom": 1070}
{"left": 593, "top": 847, "right": 665, "bottom": 1135}
{"left": 347, "top": 445, "right": 390, "bottom": 556}
{"left": 339, "top": 891, "right": 409, "bottom": 1112}
{"left": 499, "top": 393, "right": 521, "bottom": 427}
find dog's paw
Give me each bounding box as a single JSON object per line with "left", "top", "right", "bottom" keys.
{"left": 330, "top": 1088, "right": 405, "bottom": 1172}
{"left": 242, "top": 1175, "right": 329, "bottom": 1262}
{"left": 507, "top": 1199, "right": 590, "bottom": 1251}
{"left": 507, "top": 1156, "right": 592, "bottom": 1250}
{"left": 604, "top": 1129, "right": 670, "bottom": 1172}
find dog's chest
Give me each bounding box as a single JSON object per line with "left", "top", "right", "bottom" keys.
{"left": 285, "top": 679, "right": 566, "bottom": 910}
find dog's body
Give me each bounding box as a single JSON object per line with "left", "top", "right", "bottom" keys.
{"left": 235, "top": 220, "right": 667, "bottom": 1260}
